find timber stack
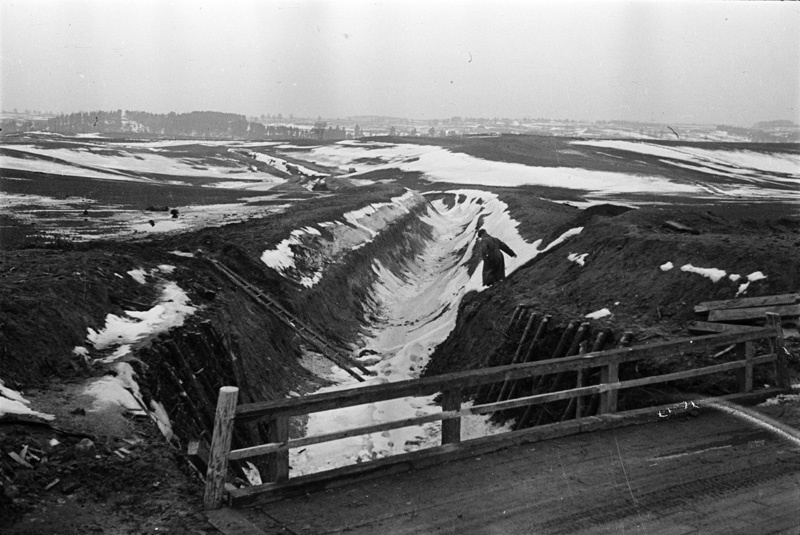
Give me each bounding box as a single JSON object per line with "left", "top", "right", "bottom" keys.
{"left": 689, "top": 293, "right": 800, "bottom": 334}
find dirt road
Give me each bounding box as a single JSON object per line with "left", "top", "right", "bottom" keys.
{"left": 233, "top": 407, "right": 800, "bottom": 534}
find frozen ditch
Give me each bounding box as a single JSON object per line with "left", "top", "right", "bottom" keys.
{"left": 285, "top": 189, "right": 578, "bottom": 476}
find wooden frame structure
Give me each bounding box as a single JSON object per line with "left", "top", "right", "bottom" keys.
{"left": 203, "top": 313, "right": 791, "bottom": 509}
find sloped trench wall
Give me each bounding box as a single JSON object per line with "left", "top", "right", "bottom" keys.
{"left": 137, "top": 201, "right": 437, "bottom": 475}
{"left": 292, "top": 204, "right": 435, "bottom": 351}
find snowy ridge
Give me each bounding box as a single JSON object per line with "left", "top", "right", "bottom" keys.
{"left": 573, "top": 140, "right": 800, "bottom": 198}
{"left": 296, "top": 141, "right": 701, "bottom": 196}
{"left": 0, "top": 144, "right": 284, "bottom": 184}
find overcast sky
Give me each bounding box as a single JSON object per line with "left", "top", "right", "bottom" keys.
{"left": 1, "top": 0, "right": 798, "bottom": 126}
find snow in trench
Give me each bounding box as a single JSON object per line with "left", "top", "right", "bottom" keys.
{"left": 289, "top": 190, "right": 579, "bottom": 476}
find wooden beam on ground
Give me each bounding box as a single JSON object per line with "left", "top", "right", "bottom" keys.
{"left": 694, "top": 293, "right": 799, "bottom": 314}
{"left": 708, "top": 304, "right": 800, "bottom": 323}
{"left": 663, "top": 220, "right": 699, "bottom": 234}
{"left": 686, "top": 321, "right": 762, "bottom": 335}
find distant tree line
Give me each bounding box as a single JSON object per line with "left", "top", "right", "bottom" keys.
{"left": 4, "top": 110, "right": 321, "bottom": 139}
{"left": 40, "top": 110, "right": 257, "bottom": 139}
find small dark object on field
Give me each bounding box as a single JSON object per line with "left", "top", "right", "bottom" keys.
{"left": 148, "top": 220, "right": 155, "bottom": 227}
{"left": 83, "top": 209, "right": 89, "bottom": 216}
{"left": 170, "top": 209, "right": 180, "bottom": 219}
{"left": 75, "top": 438, "right": 95, "bottom": 457}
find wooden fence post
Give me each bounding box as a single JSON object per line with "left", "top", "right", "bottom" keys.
{"left": 766, "top": 312, "right": 791, "bottom": 390}
{"left": 599, "top": 362, "right": 619, "bottom": 414}
{"left": 736, "top": 342, "right": 754, "bottom": 393}
{"left": 267, "top": 415, "right": 290, "bottom": 483}
{"left": 441, "top": 388, "right": 462, "bottom": 445}
{"left": 204, "top": 386, "right": 239, "bottom": 510}
{"left": 574, "top": 341, "right": 589, "bottom": 419}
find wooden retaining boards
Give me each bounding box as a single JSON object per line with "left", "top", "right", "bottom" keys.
{"left": 235, "top": 327, "right": 777, "bottom": 423}
{"left": 226, "top": 388, "right": 784, "bottom": 507}
{"left": 708, "top": 304, "right": 800, "bottom": 323}
{"left": 694, "top": 293, "right": 799, "bottom": 314}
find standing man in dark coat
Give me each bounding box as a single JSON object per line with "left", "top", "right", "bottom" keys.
{"left": 477, "top": 228, "right": 517, "bottom": 286}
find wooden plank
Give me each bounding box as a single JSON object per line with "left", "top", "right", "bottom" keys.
{"left": 235, "top": 327, "right": 777, "bottom": 422}
{"left": 204, "top": 386, "right": 239, "bottom": 510}
{"left": 736, "top": 342, "right": 754, "bottom": 393}
{"left": 267, "top": 416, "right": 289, "bottom": 483}
{"left": 230, "top": 411, "right": 453, "bottom": 460}
{"left": 694, "top": 293, "right": 799, "bottom": 314}
{"left": 441, "top": 388, "right": 461, "bottom": 445}
{"left": 574, "top": 342, "right": 589, "bottom": 420}
{"left": 599, "top": 362, "right": 619, "bottom": 414}
{"left": 708, "top": 304, "right": 800, "bottom": 323}
{"left": 686, "top": 321, "right": 762, "bottom": 335}
{"left": 766, "top": 313, "right": 792, "bottom": 390}
{"left": 227, "top": 388, "right": 784, "bottom": 507}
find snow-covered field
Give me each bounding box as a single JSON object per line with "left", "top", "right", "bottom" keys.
{"left": 0, "top": 143, "right": 286, "bottom": 185}
{"left": 284, "top": 140, "right": 800, "bottom": 201}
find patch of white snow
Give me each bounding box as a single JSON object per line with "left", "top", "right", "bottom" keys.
{"left": 568, "top": 253, "right": 588, "bottom": 266}
{"left": 680, "top": 264, "right": 726, "bottom": 283}
{"left": 585, "top": 308, "right": 612, "bottom": 319}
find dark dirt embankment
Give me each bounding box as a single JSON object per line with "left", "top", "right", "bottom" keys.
{"left": 425, "top": 200, "right": 800, "bottom": 408}
{"left": 0, "top": 183, "right": 441, "bottom": 531}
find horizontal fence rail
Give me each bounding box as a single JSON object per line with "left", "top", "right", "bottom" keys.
{"left": 203, "top": 314, "right": 791, "bottom": 509}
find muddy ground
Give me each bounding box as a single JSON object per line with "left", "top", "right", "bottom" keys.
{"left": 2, "top": 142, "right": 800, "bottom": 533}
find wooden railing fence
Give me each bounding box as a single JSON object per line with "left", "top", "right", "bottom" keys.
{"left": 202, "top": 313, "right": 791, "bottom": 509}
